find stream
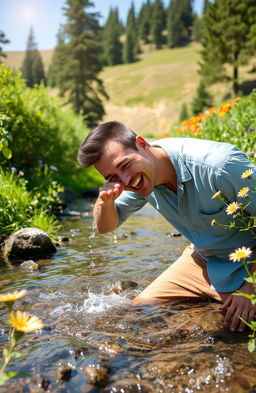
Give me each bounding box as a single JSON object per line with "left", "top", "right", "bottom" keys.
{"left": 0, "top": 199, "right": 256, "bottom": 393}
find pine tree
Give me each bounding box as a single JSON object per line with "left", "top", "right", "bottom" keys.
{"left": 151, "top": 0, "right": 166, "bottom": 49}
{"left": 55, "top": 0, "right": 108, "bottom": 127}
{"left": 20, "top": 27, "right": 46, "bottom": 87}
{"left": 179, "top": 102, "right": 189, "bottom": 121}
{"left": 191, "top": 80, "right": 213, "bottom": 115}
{"left": 103, "top": 7, "right": 123, "bottom": 66}
{"left": 47, "top": 26, "right": 67, "bottom": 90}
{"left": 123, "top": 2, "right": 138, "bottom": 63}
{"left": 167, "top": 0, "right": 193, "bottom": 48}
{"left": 0, "top": 31, "right": 10, "bottom": 59}
{"left": 137, "top": 1, "right": 152, "bottom": 44}
{"left": 199, "top": 0, "right": 256, "bottom": 96}
{"left": 192, "top": 15, "right": 204, "bottom": 42}
{"left": 203, "top": 0, "right": 209, "bottom": 14}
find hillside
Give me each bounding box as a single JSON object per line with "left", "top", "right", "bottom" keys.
{"left": 4, "top": 44, "right": 256, "bottom": 137}
{"left": 3, "top": 49, "right": 53, "bottom": 72}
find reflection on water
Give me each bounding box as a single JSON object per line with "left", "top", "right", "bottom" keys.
{"left": 0, "top": 199, "right": 256, "bottom": 393}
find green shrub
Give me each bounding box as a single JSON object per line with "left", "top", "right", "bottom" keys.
{"left": 173, "top": 91, "right": 256, "bottom": 164}
{"left": 0, "top": 63, "right": 102, "bottom": 193}
{"left": 0, "top": 168, "right": 59, "bottom": 240}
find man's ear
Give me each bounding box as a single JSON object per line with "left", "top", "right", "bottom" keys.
{"left": 136, "top": 136, "right": 149, "bottom": 150}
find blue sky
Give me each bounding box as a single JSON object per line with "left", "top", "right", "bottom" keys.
{"left": 0, "top": 0, "right": 204, "bottom": 51}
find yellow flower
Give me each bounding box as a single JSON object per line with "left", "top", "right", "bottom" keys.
{"left": 241, "top": 169, "right": 254, "bottom": 179}
{"left": 237, "top": 187, "right": 249, "bottom": 198}
{"left": 211, "top": 219, "right": 217, "bottom": 226}
{"left": 229, "top": 247, "right": 252, "bottom": 262}
{"left": 211, "top": 191, "right": 221, "bottom": 199}
{"left": 0, "top": 289, "right": 27, "bottom": 302}
{"left": 226, "top": 202, "right": 240, "bottom": 215}
{"left": 9, "top": 311, "right": 43, "bottom": 333}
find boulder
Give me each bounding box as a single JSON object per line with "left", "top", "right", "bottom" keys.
{"left": 3, "top": 227, "right": 57, "bottom": 259}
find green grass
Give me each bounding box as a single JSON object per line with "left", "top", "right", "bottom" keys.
{"left": 102, "top": 43, "right": 201, "bottom": 108}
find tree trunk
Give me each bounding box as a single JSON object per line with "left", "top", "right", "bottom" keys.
{"left": 232, "top": 65, "right": 239, "bottom": 97}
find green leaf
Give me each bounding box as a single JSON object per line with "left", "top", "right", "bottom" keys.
{"left": 2, "top": 146, "right": 12, "bottom": 159}
{"left": 248, "top": 339, "right": 256, "bottom": 353}
{"left": 0, "top": 372, "right": 11, "bottom": 385}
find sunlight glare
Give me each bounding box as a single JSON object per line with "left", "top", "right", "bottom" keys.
{"left": 20, "top": 3, "right": 37, "bottom": 23}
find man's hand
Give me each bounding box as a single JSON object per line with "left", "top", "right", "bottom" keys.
{"left": 219, "top": 282, "right": 256, "bottom": 332}
{"left": 98, "top": 182, "right": 124, "bottom": 207}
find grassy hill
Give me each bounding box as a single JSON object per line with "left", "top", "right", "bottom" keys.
{"left": 4, "top": 44, "right": 256, "bottom": 137}
{"left": 3, "top": 49, "right": 53, "bottom": 72}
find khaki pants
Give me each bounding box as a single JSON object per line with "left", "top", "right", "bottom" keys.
{"left": 134, "top": 245, "right": 222, "bottom": 304}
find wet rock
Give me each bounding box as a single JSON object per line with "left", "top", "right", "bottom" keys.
{"left": 3, "top": 227, "right": 56, "bottom": 259}
{"left": 34, "top": 374, "right": 50, "bottom": 391}
{"left": 110, "top": 280, "right": 138, "bottom": 294}
{"left": 104, "top": 379, "right": 152, "bottom": 393}
{"left": 84, "top": 365, "right": 109, "bottom": 386}
{"left": 56, "top": 363, "right": 72, "bottom": 382}
{"left": 58, "top": 236, "right": 70, "bottom": 243}
{"left": 19, "top": 260, "right": 39, "bottom": 271}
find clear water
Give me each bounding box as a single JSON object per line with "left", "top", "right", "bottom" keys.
{"left": 0, "top": 199, "right": 255, "bottom": 393}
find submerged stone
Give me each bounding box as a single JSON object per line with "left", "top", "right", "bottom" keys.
{"left": 84, "top": 365, "right": 109, "bottom": 386}
{"left": 19, "top": 260, "right": 39, "bottom": 271}
{"left": 56, "top": 363, "right": 72, "bottom": 382}
{"left": 110, "top": 280, "right": 138, "bottom": 294}
{"left": 3, "top": 227, "right": 56, "bottom": 259}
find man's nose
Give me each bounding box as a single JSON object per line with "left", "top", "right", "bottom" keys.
{"left": 119, "top": 172, "right": 130, "bottom": 186}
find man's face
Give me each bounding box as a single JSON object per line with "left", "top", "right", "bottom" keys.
{"left": 94, "top": 138, "right": 157, "bottom": 196}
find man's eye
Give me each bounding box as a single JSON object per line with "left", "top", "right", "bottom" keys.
{"left": 122, "top": 162, "right": 130, "bottom": 169}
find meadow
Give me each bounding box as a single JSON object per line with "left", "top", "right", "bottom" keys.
{"left": 4, "top": 43, "right": 256, "bottom": 136}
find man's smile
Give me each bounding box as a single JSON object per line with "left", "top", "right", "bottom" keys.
{"left": 129, "top": 175, "right": 143, "bottom": 190}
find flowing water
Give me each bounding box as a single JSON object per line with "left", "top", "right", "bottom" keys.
{"left": 0, "top": 199, "right": 256, "bottom": 393}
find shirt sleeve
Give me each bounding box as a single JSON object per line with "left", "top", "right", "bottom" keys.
{"left": 217, "top": 147, "right": 256, "bottom": 216}
{"left": 115, "top": 191, "right": 147, "bottom": 226}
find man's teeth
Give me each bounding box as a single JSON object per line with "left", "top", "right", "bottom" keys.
{"left": 131, "top": 176, "right": 141, "bottom": 188}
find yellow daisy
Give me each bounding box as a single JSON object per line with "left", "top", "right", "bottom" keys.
{"left": 226, "top": 202, "right": 240, "bottom": 215}
{"left": 237, "top": 187, "right": 249, "bottom": 198}
{"left": 9, "top": 311, "right": 43, "bottom": 333}
{"left": 211, "top": 191, "right": 221, "bottom": 199}
{"left": 229, "top": 247, "right": 252, "bottom": 262}
{"left": 0, "top": 289, "right": 27, "bottom": 303}
{"left": 241, "top": 169, "right": 254, "bottom": 179}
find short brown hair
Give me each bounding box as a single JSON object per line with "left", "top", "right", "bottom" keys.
{"left": 77, "top": 121, "right": 138, "bottom": 168}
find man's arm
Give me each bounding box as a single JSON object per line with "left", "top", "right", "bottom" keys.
{"left": 219, "top": 261, "right": 256, "bottom": 332}
{"left": 93, "top": 182, "right": 123, "bottom": 234}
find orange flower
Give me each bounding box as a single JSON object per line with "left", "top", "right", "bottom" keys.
{"left": 193, "top": 125, "right": 200, "bottom": 135}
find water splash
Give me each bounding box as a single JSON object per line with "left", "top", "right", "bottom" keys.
{"left": 83, "top": 291, "right": 129, "bottom": 313}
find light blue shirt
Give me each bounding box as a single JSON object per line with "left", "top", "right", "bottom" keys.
{"left": 115, "top": 138, "right": 256, "bottom": 292}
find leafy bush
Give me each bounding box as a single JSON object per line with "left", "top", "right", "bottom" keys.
{"left": 0, "top": 168, "right": 59, "bottom": 240}
{"left": 173, "top": 91, "right": 256, "bottom": 164}
{"left": 0, "top": 63, "right": 102, "bottom": 193}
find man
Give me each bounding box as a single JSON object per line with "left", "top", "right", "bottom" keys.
{"left": 78, "top": 121, "right": 256, "bottom": 332}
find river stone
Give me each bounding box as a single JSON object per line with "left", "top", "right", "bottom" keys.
{"left": 56, "top": 363, "right": 72, "bottom": 382}
{"left": 3, "top": 227, "right": 57, "bottom": 259}
{"left": 110, "top": 280, "right": 138, "bottom": 294}
{"left": 84, "top": 365, "right": 109, "bottom": 386}
{"left": 19, "top": 260, "right": 39, "bottom": 271}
